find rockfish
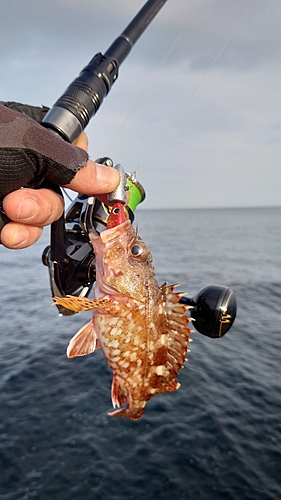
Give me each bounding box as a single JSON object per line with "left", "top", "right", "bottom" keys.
{"left": 54, "top": 202, "right": 193, "bottom": 420}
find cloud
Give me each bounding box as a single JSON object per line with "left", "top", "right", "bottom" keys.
{"left": 1, "top": 0, "right": 281, "bottom": 208}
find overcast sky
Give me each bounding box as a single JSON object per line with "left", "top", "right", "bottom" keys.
{"left": 1, "top": 0, "right": 280, "bottom": 209}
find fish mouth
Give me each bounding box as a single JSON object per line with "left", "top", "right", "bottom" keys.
{"left": 90, "top": 220, "right": 131, "bottom": 245}
{"left": 89, "top": 220, "right": 131, "bottom": 295}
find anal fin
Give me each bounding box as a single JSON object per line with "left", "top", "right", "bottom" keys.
{"left": 111, "top": 374, "right": 127, "bottom": 408}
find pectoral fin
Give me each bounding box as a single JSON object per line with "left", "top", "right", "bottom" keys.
{"left": 53, "top": 295, "right": 120, "bottom": 314}
{"left": 67, "top": 320, "right": 98, "bottom": 358}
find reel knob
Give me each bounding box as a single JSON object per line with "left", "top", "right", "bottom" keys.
{"left": 180, "top": 284, "right": 237, "bottom": 338}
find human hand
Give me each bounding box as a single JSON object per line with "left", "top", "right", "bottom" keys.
{"left": 1, "top": 131, "right": 119, "bottom": 249}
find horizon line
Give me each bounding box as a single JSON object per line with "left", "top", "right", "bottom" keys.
{"left": 137, "top": 204, "right": 281, "bottom": 211}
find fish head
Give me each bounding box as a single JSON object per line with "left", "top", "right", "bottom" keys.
{"left": 89, "top": 220, "right": 158, "bottom": 302}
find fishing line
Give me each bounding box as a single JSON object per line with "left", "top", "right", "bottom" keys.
{"left": 103, "top": 0, "right": 205, "bottom": 155}
{"left": 62, "top": 188, "right": 74, "bottom": 202}
{"left": 140, "top": 0, "right": 254, "bottom": 164}
{"left": 64, "top": 0, "right": 253, "bottom": 204}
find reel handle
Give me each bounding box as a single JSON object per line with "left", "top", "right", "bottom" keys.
{"left": 180, "top": 284, "right": 237, "bottom": 338}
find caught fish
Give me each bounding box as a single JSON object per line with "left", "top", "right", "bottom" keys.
{"left": 54, "top": 202, "right": 193, "bottom": 420}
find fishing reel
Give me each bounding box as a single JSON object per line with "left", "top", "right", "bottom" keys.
{"left": 42, "top": 159, "right": 237, "bottom": 338}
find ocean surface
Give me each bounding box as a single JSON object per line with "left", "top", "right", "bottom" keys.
{"left": 0, "top": 206, "right": 280, "bottom": 500}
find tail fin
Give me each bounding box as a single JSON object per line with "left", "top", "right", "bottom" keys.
{"left": 108, "top": 405, "right": 145, "bottom": 420}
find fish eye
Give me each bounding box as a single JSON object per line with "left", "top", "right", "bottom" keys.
{"left": 112, "top": 207, "right": 120, "bottom": 214}
{"left": 131, "top": 244, "right": 144, "bottom": 257}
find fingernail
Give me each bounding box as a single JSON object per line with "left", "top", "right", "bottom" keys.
{"left": 13, "top": 229, "right": 29, "bottom": 247}
{"left": 17, "top": 197, "right": 40, "bottom": 220}
{"left": 96, "top": 164, "right": 120, "bottom": 187}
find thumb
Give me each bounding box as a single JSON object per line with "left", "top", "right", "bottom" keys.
{"left": 64, "top": 159, "right": 120, "bottom": 195}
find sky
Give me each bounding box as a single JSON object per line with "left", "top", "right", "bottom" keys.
{"left": 0, "top": 0, "right": 281, "bottom": 209}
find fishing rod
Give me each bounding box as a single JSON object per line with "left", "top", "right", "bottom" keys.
{"left": 42, "top": 0, "right": 169, "bottom": 142}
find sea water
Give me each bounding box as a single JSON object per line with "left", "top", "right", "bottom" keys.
{"left": 0, "top": 207, "right": 280, "bottom": 500}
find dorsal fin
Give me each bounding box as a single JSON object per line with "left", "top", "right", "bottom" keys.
{"left": 150, "top": 284, "right": 193, "bottom": 395}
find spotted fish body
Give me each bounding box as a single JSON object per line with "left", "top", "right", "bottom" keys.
{"left": 54, "top": 207, "right": 193, "bottom": 420}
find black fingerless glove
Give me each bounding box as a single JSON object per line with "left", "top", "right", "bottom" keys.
{"left": 0, "top": 102, "right": 89, "bottom": 198}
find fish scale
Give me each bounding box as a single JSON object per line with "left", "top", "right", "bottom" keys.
{"left": 53, "top": 206, "right": 193, "bottom": 420}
